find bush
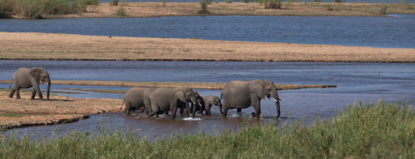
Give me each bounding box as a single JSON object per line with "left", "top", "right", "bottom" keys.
{"left": 198, "top": 0, "right": 209, "bottom": 14}
{"left": 314, "top": 0, "right": 320, "bottom": 2}
{"left": 116, "top": 5, "right": 125, "bottom": 16}
{"left": 226, "top": 0, "right": 232, "bottom": 3}
{"left": 242, "top": 0, "right": 250, "bottom": 3}
{"left": 265, "top": 0, "right": 281, "bottom": 9}
{"left": 85, "top": 0, "right": 99, "bottom": 5}
{"left": 334, "top": 0, "right": 341, "bottom": 3}
{"left": 380, "top": 5, "right": 388, "bottom": 15}
{"left": 111, "top": 0, "right": 118, "bottom": 5}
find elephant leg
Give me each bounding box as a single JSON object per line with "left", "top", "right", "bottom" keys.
{"left": 16, "top": 88, "right": 21, "bottom": 99}
{"left": 148, "top": 104, "right": 159, "bottom": 118}
{"left": 171, "top": 107, "right": 178, "bottom": 119}
{"left": 207, "top": 105, "right": 212, "bottom": 116}
{"left": 9, "top": 89, "right": 15, "bottom": 98}
{"left": 237, "top": 109, "right": 242, "bottom": 113}
{"left": 223, "top": 107, "right": 229, "bottom": 117}
{"left": 31, "top": 89, "right": 37, "bottom": 100}
{"left": 254, "top": 102, "right": 261, "bottom": 119}
{"left": 33, "top": 84, "right": 43, "bottom": 99}
{"left": 125, "top": 102, "right": 131, "bottom": 114}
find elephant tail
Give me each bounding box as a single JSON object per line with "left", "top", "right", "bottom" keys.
{"left": 9, "top": 78, "right": 13, "bottom": 89}
{"left": 120, "top": 100, "right": 125, "bottom": 110}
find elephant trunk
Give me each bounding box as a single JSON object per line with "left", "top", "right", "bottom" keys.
{"left": 275, "top": 100, "right": 280, "bottom": 119}
{"left": 46, "top": 80, "right": 50, "bottom": 100}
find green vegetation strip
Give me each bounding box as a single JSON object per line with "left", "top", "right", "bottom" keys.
{"left": 0, "top": 101, "right": 413, "bottom": 158}
{"left": 0, "top": 80, "right": 336, "bottom": 90}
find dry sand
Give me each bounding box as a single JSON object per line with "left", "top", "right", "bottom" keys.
{"left": 0, "top": 89, "right": 122, "bottom": 129}
{"left": 1, "top": 32, "right": 414, "bottom": 62}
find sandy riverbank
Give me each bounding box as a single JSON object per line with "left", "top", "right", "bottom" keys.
{"left": 4, "top": 2, "right": 415, "bottom": 19}
{"left": 1, "top": 32, "right": 414, "bottom": 62}
{"left": 0, "top": 89, "right": 122, "bottom": 129}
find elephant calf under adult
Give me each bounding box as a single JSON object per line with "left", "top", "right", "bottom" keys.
{"left": 9, "top": 67, "right": 51, "bottom": 100}
{"left": 120, "top": 87, "right": 154, "bottom": 115}
{"left": 221, "top": 79, "right": 282, "bottom": 118}
{"left": 191, "top": 95, "right": 223, "bottom": 116}
{"left": 148, "top": 87, "right": 197, "bottom": 119}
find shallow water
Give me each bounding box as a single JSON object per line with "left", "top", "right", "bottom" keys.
{"left": 1, "top": 15, "right": 415, "bottom": 48}
{"left": 1, "top": 60, "right": 414, "bottom": 139}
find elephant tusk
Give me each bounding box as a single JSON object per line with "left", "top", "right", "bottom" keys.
{"left": 199, "top": 103, "right": 202, "bottom": 107}
{"left": 273, "top": 97, "right": 283, "bottom": 102}
{"left": 279, "top": 98, "right": 283, "bottom": 102}
{"left": 193, "top": 102, "right": 196, "bottom": 104}
{"left": 46, "top": 83, "right": 48, "bottom": 86}
{"left": 273, "top": 97, "right": 277, "bottom": 102}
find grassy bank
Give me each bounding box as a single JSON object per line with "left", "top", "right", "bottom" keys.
{"left": 2, "top": 1, "right": 415, "bottom": 18}
{"left": 0, "top": 80, "right": 336, "bottom": 90}
{"left": 1, "top": 101, "right": 414, "bottom": 158}
{"left": 0, "top": 0, "right": 98, "bottom": 18}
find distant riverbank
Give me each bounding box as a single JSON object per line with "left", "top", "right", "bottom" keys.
{"left": 2, "top": 2, "right": 415, "bottom": 19}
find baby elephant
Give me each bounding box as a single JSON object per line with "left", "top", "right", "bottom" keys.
{"left": 193, "top": 95, "right": 223, "bottom": 116}
{"left": 120, "top": 87, "right": 154, "bottom": 115}
{"left": 9, "top": 67, "right": 51, "bottom": 100}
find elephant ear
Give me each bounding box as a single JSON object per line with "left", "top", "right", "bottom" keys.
{"left": 174, "top": 91, "right": 186, "bottom": 102}
{"left": 29, "top": 67, "right": 43, "bottom": 82}
{"left": 253, "top": 84, "right": 266, "bottom": 99}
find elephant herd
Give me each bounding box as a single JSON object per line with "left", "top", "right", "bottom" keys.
{"left": 121, "top": 79, "right": 282, "bottom": 119}
{"left": 8, "top": 67, "right": 282, "bottom": 119}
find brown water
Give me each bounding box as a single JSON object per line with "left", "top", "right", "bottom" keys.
{"left": 1, "top": 61, "right": 414, "bottom": 139}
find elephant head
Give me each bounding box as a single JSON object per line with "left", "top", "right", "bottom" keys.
{"left": 252, "top": 80, "right": 282, "bottom": 118}
{"left": 174, "top": 87, "right": 198, "bottom": 117}
{"left": 212, "top": 97, "right": 223, "bottom": 115}
{"left": 30, "top": 67, "right": 51, "bottom": 100}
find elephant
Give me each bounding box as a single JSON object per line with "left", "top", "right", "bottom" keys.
{"left": 190, "top": 95, "right": 223, "bottom": 116}
{"left": 221, "top": 79, "right": 282, "bottom": 118}
{"left": 148, "top": 87, "right": 197, "bottom": 119}
{"left": 120, "top": 87, "right": 154, "bottom": 115}
{"left": 9, "top": 67, "right": 51, "bottom": 100}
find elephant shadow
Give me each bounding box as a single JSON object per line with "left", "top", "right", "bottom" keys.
{"left": 44, "top": 99, "right": 75, "bottom": 102}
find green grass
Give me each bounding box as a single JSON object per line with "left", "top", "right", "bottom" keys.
{"left": 115, "top": 4, "right": 126, "bottom": 16}
{"left": 198, "top": 0, "right": 209, "bottom": 14}
{"left": 0, "top": 101, "right": 414, "bottom": 158}
{"left": 0, "top": 0, "right": 99, "bottom": 18}
{"left": 380, "top": 4, "right": 388, "bottom": 15}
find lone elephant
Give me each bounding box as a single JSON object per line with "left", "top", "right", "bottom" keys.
{"left": 9, "top": 67, "right": 51, "bottom": 100}
{"left": 148, "top": 87, "right": 197, "bottom": 119}
{"left": 120, "top": 87, "right": 154, "bottom": 115}
{"left": 221, "top": 79, "right": 282, "bottom": 118}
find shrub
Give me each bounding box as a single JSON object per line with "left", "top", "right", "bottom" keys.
{"left": 111, "top": 0, "right": 118, "bottom": 5}
{"left": 85, "top": 0, "right": 99, "bottom": 5}
{"left": 162, "top": 0, "right": 166, "bottom": 7}
{"left": 198, "top": 0, "right": 209, "bottom": 14}
{"left": 242, "top": 0, "right": 250, "bottom": 3}
{"left": 380, "top": 5, "right": 388, "bottom": 15}
{"left": 116, "top": 5, "right": 126, "bottom": 16}
{"left": 314, "top": 0, "right": 320, "bottom": 2}
{"left": 334, "top": 0, "right": 341, "bottom": 3}
{"left": 265, "top": 0, "right": 281, "bottom": 9}
{"left": 226, "top": 0, "right": 232, "bottom": 3}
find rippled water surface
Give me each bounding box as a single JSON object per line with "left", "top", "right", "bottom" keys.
{"left": 1, "top": 15, "right": 415, "bottom": 48}
{"left": 1, "top": 60, "right": 414, "bottom": 138}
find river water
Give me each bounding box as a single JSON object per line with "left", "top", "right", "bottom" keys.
{"left": 1, "top": 60, "right": 414, "bottom": 139}
{"left": 1, "top": 15, "right": 415, "bottom": 48}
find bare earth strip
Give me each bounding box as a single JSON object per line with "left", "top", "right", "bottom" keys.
{"left": 0, "top": 89, "right": 122, "bottom": 130}
{"left": 7, "top": 2, "right": 415, "bottom": 19}
{"left": 1, "top": 32, "right": 414, "bottom": 62}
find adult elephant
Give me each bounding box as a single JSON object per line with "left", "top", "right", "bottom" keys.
{"left": 148, "top": 87, "right": 197, "bottom": 119}
{"left": 221, "top": 79, "right": 282, "bottom": 118}
{"left": 9, "top": 67, "right": 51, "bottom": 100}
{"left": 120, "top": 87, "right": 154, "bottom": 115}
{"left": 191, "top": 95, "right": 223, "bottom": 116}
